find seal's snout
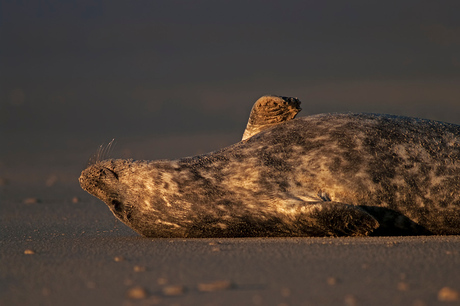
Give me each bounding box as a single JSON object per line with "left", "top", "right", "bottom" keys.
{"left": 79, "top": 163, "right": 119, "bottom": 200}
{"left": 79, "top": 162, "right": 132, "bottom": 224}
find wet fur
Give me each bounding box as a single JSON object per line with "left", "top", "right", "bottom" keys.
{"left": 79, "top": 113, "right": 460, "bottom": 237}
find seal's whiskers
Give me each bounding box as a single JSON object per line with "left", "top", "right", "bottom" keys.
{"left": 87, "top": 139, "right": 115, "bottom": 166}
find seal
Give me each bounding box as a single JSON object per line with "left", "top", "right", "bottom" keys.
{"left": 79, "top": 96, "right": 460, "bottom": 237}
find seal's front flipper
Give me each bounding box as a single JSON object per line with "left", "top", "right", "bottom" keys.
{"left": 294, "top": 202, "right": 380, "bottom": 236}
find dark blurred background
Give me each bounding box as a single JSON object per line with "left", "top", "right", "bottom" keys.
{"left": 1, "top": 0, "right": 460, "bottom": 183}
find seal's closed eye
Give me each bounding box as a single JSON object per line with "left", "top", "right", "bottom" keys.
{"left": 105, "top": 168, "right": 118, "bottom": 180}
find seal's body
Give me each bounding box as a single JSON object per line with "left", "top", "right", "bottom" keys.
{"left": 80, "top": 112, "right": 460, "bottom": 237}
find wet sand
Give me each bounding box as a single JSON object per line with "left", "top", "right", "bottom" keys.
{"left": 1, "top": 174, "right": 460, "bottom": 306}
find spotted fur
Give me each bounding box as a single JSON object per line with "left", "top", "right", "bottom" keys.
{"left": 79, "top": 113, "right": 460, "bottom": 237}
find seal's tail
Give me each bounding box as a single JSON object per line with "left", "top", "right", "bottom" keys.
{"left": 87, "top": 139, "right": 115, "bottom": 166}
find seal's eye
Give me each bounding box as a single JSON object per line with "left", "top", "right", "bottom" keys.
{"left": 111, "top": 200, "right": 123, "bottom": 212}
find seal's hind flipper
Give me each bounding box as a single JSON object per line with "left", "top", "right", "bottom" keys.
{"left": 242, "top": 95, "right": 301, "bottom": 140}
{"left": 295, "top": 202, "right": 380, "bottom": 236}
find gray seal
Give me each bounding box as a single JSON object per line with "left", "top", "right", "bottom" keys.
{"left": 79, "top": 96, "right": 460, "bottom": 237}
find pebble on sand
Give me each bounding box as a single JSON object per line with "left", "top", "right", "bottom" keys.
{"left": 197, "top": 280, "right": 233, "bottom": 292}
{"left": 412, "top": 299, "right": 427, "bottom": 306}
{"left": 327, "top": 277, "right": 337, "bottom": 285}
{"left": 23, "top": 197, "right": 40, "bottom": 204}
{"left": 162, "top": 285, "right": 185, "bottom": 296}
{"left": 127, "top": 286, "right": 148, "bottom": 299}
{"left": 397, "top": 282, "right": 409, "bottom": 291}
{"left": 41, "top": 288, "right": 51, "bottom": 296}
{"left": 157, "top": 278, "right": 168, "bottom": 285}
{"left": 133, "top": 265, "right": 146, "bottom": 272}
{"left": 280, "top": 287, "right": 291, "bottom": 297}
{"left": 438, "top": 287, "right": 459, "bottom": 302}
{"left": 344, "top": 294, "right": 357, "bottom": 306}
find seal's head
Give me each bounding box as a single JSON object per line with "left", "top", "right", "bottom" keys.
{"left": 242, "top": 95, "right": 302, "bottom": 140}
{"left": 79, "top": 159, "right": 131, "bottom": 224}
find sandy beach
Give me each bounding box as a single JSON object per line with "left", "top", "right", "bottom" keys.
{"left": 2, "top": 202, "right": 460, "bottom": 306}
